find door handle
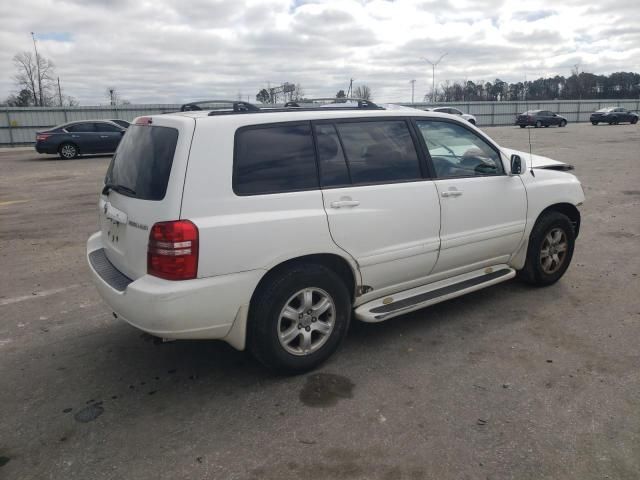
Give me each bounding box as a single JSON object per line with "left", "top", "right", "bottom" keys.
{"left": 441, "top": 191, "right": 463, "bottom": 197}
{"left": 100, "top": 135, "right": 108, "bottom": 138}
{"left": 330, "top": 200, "right": 360, "bottom": 208}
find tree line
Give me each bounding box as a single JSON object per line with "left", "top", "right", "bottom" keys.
{"left": 435, "top": 71, "right": 640, "bottom": 103}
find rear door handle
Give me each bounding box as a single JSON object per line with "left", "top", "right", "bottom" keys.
{"left": 441, "top": 191, "right": 463, "bottom": 197}
{"left": 100, "top": 135, "right": 109, "bottom": 138}
{"left": 330, "top": 200, "right": 360, "bottom": 208}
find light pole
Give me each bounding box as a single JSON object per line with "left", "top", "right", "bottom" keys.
{"left": 31, "top": 32, "right": 43, "bottom": 106}
{"left": 422, "top": 53, "right": 447, "bottom": 103}
{"left": 409, "top": 79, "right": 415, "bottom": 104}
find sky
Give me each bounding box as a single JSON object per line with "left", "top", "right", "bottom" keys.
{"left": 1, "top": 0, "right": 639, "bottom": 105}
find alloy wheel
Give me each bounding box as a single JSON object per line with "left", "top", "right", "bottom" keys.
{"left": 277, "top": 287, "right": 336, "bottom": 356}
{"left": 539, "top": 227, "right": 568, "bottom": 274}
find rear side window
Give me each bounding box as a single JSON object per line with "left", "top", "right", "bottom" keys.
{"left": 95, "top": 122, "right": 122, "bottom": 132}
{"left": 105, "top": 125, "right": 178, "bottom": 201}
{"left": 234, "top": 124, "right": 318, "bottom": 195}
{"left": 67, "top": 122, "right": 95, "bottom": 132}
{"left": 315, "top": 124, "right": 350, "bottom": 187}
{"left": 335, "top": 121, "right": 421, "bottom": 185}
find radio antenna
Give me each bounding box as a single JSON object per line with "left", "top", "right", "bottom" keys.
{"left": 524, "top": 79, "right": 535, "bottom": 177}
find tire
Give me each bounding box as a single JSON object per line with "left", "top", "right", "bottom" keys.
{"left": 59, "top": 143, "right": 79, "bottom": 159}
{"left": 591, "top": 121, "right": 598, "bottom": 125}
{"left": 519, "top": 125, "right": 526, "bottom": 129}
{"left": 544, "top": 124, "right": 549, "bottom": 128}
{"left": 468, "top": 119, "right": 476, "bottom": 125}
{"left": 517, "top": 211, "right": 576, "bottom": 287}
{"left": 609, "top": 117, "right": 617, "bottom": 125}
{"left": 248, "top": 263, "right": 351, "bottom": 373}
{"left": 559, "top": 120, "right": 567, "bottom": 127}
{"left": 535, "top": 120, "right": 542, "bottom": 128}
{"left": 632, "top": 117, "right": 638, "bottom": 125}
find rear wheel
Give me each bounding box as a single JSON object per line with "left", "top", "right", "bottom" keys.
{"left": 518, "top": 212, "right": 575, "bottom": 286}
{"left": 519, "top": 125, "right": 526, "bottom": 129}
{"left": 591, "top": 121, "right": 598, "bottom": 125}
{"left": 59, "top": 143, "right": 78, "bottom": 159}
{"left": 609, "top": 117, "right": 617, "bottom": 125}
{"left": 248, "top": 264, "right": 351, "bottom": 373}
{"left": 535, "top": 120, "right": 542, "bottom": 128}
{"left": 468, "top": 119, "right": 476, "bottom": 125}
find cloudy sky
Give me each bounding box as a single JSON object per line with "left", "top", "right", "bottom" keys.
{"left": 1, "top": 0, "right": 639, "bottom": 105}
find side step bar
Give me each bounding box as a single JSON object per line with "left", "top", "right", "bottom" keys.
{"left": 355, "top": 267, "right": 516, "bottom": 323}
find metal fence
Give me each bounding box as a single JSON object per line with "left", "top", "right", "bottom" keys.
{"left": 2, "top": 99, "right": 640, "bottom": 146}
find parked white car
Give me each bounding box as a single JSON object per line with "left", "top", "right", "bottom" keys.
{"left": 430, "top": 106, "right": 477, "bottom": 125}
{"left": 87, "top": 100, "right": 584, "bottom": 372}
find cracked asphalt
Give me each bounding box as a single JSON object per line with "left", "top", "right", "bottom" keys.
{"left": 0, "top": 123, "right": 639, "bottom": 479}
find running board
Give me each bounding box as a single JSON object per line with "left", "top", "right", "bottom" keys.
{"left": 355, "top": 266, "right": 516, "bottom": 322}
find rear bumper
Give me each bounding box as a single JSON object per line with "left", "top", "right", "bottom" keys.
{"left": 35, "top": 143, "right": 57, "bottom": 154}
{"left": 86, "top": 232, "right": 263, "bottom": 346}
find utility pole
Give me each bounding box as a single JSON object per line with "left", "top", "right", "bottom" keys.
{"left": 57, "top": 77, "right": 63, "bottom": 106}
{"left": 347, "top": 78, "right": 354, "bottom": 98}
{"left": 409, "top": 79, "right": 416, "bottom": 104}
{"left": 31, "top": 32, "right": 43, "bottom": 106}
{"left": 422, "top": 53, "right": 448, "bottom": 103}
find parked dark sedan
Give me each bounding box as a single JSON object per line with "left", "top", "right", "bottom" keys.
{"left": 590, "top": 107, "right": 638, "bottom": 125}
{"left": 35, "top": 120, "right": 125, "bottom": 159}
{"left": 516, "top": 110, "right": 567, "bottom": 128}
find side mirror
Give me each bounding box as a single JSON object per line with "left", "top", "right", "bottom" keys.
{"left": 510, "top": 154, "right": 523, "bottom": 175}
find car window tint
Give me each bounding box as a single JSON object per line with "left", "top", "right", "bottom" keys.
{"left": 315, "top": 124, "right": 350, "bottom": 187}
{"left": 67, "top": 123, "right": 96, "bottom": 133}
{"left": 450, "top": 108, "right": 462, "bottom": 115}
{"left": 335, "top": 121, "right": 421, "bottom": 185}
{"left": 234, "top": 123, "right": 318, "bottom": 195}
{"left": 416, "top": 120, "right": 504, "bottom": 178}
{"left": 95, "top": 122, "right": 122, "bottom": 132}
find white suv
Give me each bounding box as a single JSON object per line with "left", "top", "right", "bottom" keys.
{"left": 87, "top": 100, "right": 584, "bottom": 372}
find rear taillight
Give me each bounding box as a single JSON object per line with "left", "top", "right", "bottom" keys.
{"left": 148, "top": 220, "right": 198, "bottom": 280}
{"left": 36, "top": 133, "right": 51, "bottom": 141}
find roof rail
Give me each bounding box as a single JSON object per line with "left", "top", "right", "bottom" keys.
{"left": 180, "top": 100, "right": 260, "bottom": 112}
{"left": 285, "top": 98, "right": 381, "bottom": 109}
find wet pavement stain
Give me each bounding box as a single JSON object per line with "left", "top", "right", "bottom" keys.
{"left": 73, "top": 404, "right": 104, "bottom": 423}
{"left": 299, "top": 373, "right": 354, "bottom": 407}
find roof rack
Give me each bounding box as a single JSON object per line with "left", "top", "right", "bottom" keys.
{"left": 178, "top": 97, "right": 384, "bottom": 116}
{"left": 180, "top": 100, "right": 260, "bottom": 112}
{"left": 283, "top": 98, "right": 380, "bottom": 109}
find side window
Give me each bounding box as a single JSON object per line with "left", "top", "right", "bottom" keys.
{"left": 450, "top": 108, "right": 462, "bottom": 115}
{"left": 335, "top": 121, "right": 421, "bottom": 185}
{"left": 314, "top": 124, "right": 350, "bottom": 187}
{"left": 67, "top": 123, "right": 95, "bottom": 133}
{"left": 416, "top": 120, "right": 504, "bottom": 178}
{"left": 95, "top": 122, "right": 122, "bottom": 132}
{"left": 234, "top": 123, "right": 318, "bottom": 195}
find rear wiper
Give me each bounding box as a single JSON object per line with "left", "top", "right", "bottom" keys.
{"left": 102, "top": 183, "right": 136, "bottom": 196}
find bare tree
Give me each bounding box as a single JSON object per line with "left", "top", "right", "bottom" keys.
{"left": 292, "top": 83, "right": 305, "bottom": 101}
{"left": 354, "top": 84, "right": 372, "bottom": 100}
{"left": 12, "top": 51, "right": 56, "bottom": 106}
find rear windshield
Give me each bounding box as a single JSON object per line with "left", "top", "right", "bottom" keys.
{"left": 105, "top": 125, "right": 178, "bottom": 201}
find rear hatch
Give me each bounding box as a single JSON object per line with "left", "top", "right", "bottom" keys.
{"left": 98, "top": 115, "right": 195, "bottom": 280}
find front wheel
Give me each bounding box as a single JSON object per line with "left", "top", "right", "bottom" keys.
{"left": 591, "top": 121, "right": 598, "bottom": 125}
{"left": 519, "top": 125, "right": 526, "bottom": 129}
{"left": 632, "top": 117, "right": 638, "bottom": 125}
{"left": 248, "top": 264, "right": 351, "bottom": 373}
{"left": 535, "top": 120, "right": 542, "bottom": 128}
{"left": 559, "top": 120, "right": 567, "bottom": 127}
{"left": 518, "top": 212, "right": 576, "bottom": 286}
{"left": 468, "top": 119, "right": 476, "bottom": 125}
